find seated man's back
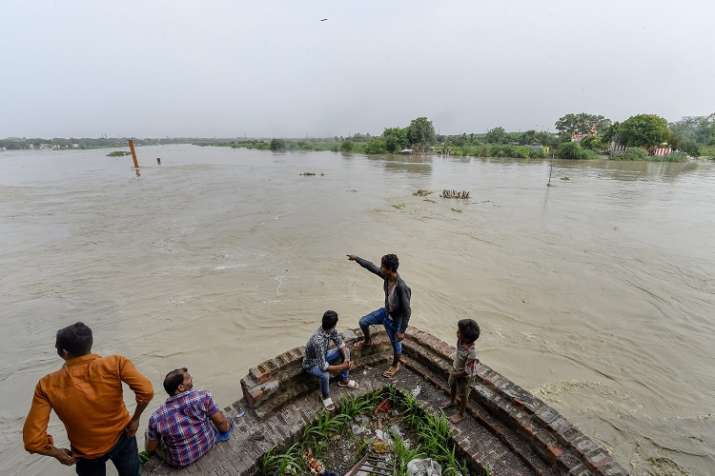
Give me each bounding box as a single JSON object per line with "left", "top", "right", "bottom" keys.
{"left": 147, "top": 369, "right": 227, "bottom": 468}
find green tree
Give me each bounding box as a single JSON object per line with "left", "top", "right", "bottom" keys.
{"left": 383, "top": 127, "right": 408, "bottom": 153}
{"left": 601, "top": 121, "right": 620, "bottom": 143}
{"left": 518, "top": 130, "right": 538, "bottom": 145}
{"left": 556, "top": 142, "right": 592, "bottom": 160}
{"left": 340, "top": 140, "right": 354, "bottom": 152}
{"left": 555, "top": 113, "right": 610, "bottom": 135}
{"left": 670, "top": 113, "right": 715, "bottom": 152}
{"left": 270, "top": 138, "right": 286, "bottom": 151}
{"left": 365, "top": 138, "right": 387, "bottom": 154}
{"left": 618, "top": 114, "right": 670, "bottom": 147}
{"left": 485, "top": 127, "right": 507, "bottom": 144}
{"left": 406, "top": 117, "right": 436, "bottom": 151}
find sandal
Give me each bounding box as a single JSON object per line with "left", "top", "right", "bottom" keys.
{"left": 338, "top": 379, "right": 359, "bottom": 389}
{"left": 322, "top": 397, "right": 336, "bottom": 411}
{"left": 382, "top": 365, "right": 400, "bottom": 379}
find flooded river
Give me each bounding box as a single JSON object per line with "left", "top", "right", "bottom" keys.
{"left": 1, "top": 145, "right": 713, "bottom": 475}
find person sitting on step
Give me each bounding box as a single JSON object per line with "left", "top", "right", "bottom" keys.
{"left": 302, "top": 310, "right": 358, "bottom": 411}
{"left": 145, "top": 368, "right": 232, "bottom": 468}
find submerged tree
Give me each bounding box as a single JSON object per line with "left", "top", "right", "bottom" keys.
{"left": 270, "top": 138, "right": 286, "bottom": 151}
{"left": 406, "top": 117, "right": 436, "bottom": 151}
{"left": 383, "top": 127, "right": 409, "bottom": 153}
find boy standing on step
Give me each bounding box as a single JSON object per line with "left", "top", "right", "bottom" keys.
{"left": 443, "top": 319, "right": 480, "bottom": 423}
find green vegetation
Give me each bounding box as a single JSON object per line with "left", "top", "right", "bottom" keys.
{"left": 364, "top": 138, "right": 387, "bottom": 154}
{"left": 406, "top": 117, "right": 436, "bottom": 151}
{"left": 555, "top": 113, "right": 611, "bottom": 136}
{"left": 269, "top": 138, "right": 286, "bottom": 151}
{"left": 556, "top": 142, "right": 598, "bottom": 160}
{"left": 698, "top": 145, "right": 715, "bottom": 158}
{"left": 257, "top": 387, "right": 471, "bottom": 476}
{"left": 670, "top": 114, "right": 715, "bottom": 156}
{"left": 616, "top": 114, "right": 671, "bottom": 147}
{"left": 383, "top": 127, "right": 408, "bottom": 153}
{"left": 106, "top": 150, "right": 130, "bottom": 157}
{"left": 7, "top": 112, "right": 711, "bottom": 164}
{"left": 0, "top": 137, "right": 194, "bottom": 151}
{"left": 612, "top": 147, "right": 649, "bottom": 161}
{"left": 611, "top": 147, "right": 688, "bottom": 162}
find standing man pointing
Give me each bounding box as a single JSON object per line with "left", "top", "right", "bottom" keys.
{"left": 347, "top": 253, "right": 411, "bottom": 379}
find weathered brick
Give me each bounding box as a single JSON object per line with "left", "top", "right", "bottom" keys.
{"left": 574, "top": 436, "right": 598, "bottom": 455}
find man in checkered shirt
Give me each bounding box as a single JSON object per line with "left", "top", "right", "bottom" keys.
{"left": 145, "top": 368, "right": 231, "bottom": 468}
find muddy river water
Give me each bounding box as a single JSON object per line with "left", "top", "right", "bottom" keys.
{"left": 1, "top": 145, "right": 713, "bottom": 475}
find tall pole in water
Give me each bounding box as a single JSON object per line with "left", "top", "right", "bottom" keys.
{"left": 128, "top": 139, "right": 140, "bottom": 177}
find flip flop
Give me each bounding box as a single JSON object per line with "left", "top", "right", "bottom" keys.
{"left": 382, "top": 366, "right": 400, "bottom": 379}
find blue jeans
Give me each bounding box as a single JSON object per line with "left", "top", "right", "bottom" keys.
{"left": 306, "top": 348, "right": 349, "bottom": 399}
{"left": 359, "top": 307, "right": 402, "bottom": 356}
{"left": 75, "top": 433, "right": 139, "bottom": 476}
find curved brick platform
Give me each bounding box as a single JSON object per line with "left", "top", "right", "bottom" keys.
{"left": 144, "top": 328, "right": 627, "bottom": 476}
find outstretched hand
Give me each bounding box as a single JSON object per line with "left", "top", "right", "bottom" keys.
{"left": 346, "top": 254, "right": 357, "bottom": 261}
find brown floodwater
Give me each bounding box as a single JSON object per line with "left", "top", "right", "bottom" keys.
{"left": 0, "top": 145, "right": 713, "bottom": 475}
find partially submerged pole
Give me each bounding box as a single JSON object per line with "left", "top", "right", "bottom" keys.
{"left": 128, "top": 139, "right": 140, "bottom": 177}
{"left": 547, "top": 159, "right": 553, "bottom": 187}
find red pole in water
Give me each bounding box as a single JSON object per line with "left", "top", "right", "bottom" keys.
{"left": 128, "top": 139, "right": 140, "bottom": 176}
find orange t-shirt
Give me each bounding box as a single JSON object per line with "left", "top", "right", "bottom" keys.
{"left": 23, "top": 354, "right": 154, "bottom": 459}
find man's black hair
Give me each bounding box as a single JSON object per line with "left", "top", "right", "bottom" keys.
{"left": 55, "top": 322, "right": 93, "bottom": 357}
{"left": 322, "top": 310, "right": 339, "bottom": 331}
{"left": 163, "top": 368, "right": 188, "bottom": 396}
{"left": 381, "top": 254, "right": 399, "bottom": 272}
{"left": 458, "top": 319, "right": 480, "bottom": 344}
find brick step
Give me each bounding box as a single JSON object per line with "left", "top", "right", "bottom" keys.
{"left": 401, "top": 355, "right": 551, "bottom": 476}
{"left": 402, "top": 330, "right": 623, "bottom": 475}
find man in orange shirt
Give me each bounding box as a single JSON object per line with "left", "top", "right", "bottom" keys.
{"left": 23, "top": 322, "right": 154, "bottom": 476}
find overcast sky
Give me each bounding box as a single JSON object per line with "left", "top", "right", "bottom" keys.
{"left": 1, "top": 0, "right": 713, "bottom": 138}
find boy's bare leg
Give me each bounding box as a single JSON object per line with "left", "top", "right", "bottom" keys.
{"left": 449, "top": 388, "right": 468, "bottom": 423}
{"left": 441, "top": 383, "right": 458, "bottom": 410}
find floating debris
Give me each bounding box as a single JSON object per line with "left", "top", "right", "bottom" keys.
{"left": 450, "top": 208, "right": 462, "bottom": 213}
{"left": 413, "top": 189, "right": 433, "bottom": 197}
{"left": 560, "top": 176, "right": 570, "bottom": 181}
{"left": 392, "top": 203, "right": 406, "bottom": 210}
{"left": 440, "top": 190, "right": 470, "bottom": 199}
{"left": 423, "top": 199, "right": 436, "bottom": 203}
{"left": 300, "top": 172, "right": 325, "bottom": 176}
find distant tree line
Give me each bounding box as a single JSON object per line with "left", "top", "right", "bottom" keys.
{"left": 6, "top": 112, "right": 714, "bottom": 161}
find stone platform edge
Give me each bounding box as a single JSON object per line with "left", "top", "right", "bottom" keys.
{"left": 238, "top": 327, "right": 628, "bottom": 476}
